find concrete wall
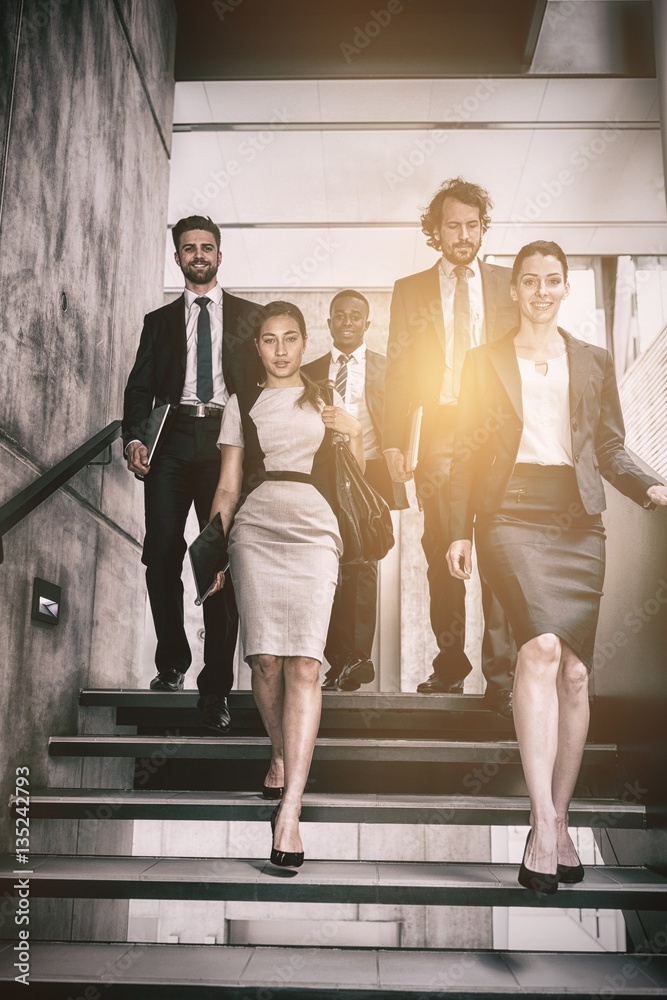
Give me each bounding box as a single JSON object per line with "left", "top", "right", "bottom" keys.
{"left": 0, "top": 0, "right": 176, "bottom": 940}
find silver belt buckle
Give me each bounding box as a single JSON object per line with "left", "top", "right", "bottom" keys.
{"left": 194, "top": 403, "right": 206, "bottom": 418}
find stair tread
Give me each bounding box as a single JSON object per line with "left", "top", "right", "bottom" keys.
{"left": 48, "top": 735, "right": 616, "bottom": 763}
{"left": 14, "top": 788, "right": 645, "bottom": 827}
{"left": 3, "top": 855, "right": 665, "bottom": 908}
{"left": 80, "top": 688, "right": 502, "bottom": 711}
{"left": 1, "top": 941, "right": 666, "bottom": 995}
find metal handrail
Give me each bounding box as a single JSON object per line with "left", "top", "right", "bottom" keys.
{"left": 0, "top": 420, "right": 122, "bottom": 564}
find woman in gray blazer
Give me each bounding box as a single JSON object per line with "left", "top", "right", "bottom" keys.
{"left": 446, "top": 240, "right": 666, "bottom": 894}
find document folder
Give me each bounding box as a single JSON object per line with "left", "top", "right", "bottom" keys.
{"left": 188, "top": 513, "right": 229, "bottom": 605}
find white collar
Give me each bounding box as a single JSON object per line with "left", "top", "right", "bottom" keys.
{"left": 331, "top": 342, "right": 366, "bottom": 364}
{"left": 184, "top": 282, "right": 222, "bottom": 308}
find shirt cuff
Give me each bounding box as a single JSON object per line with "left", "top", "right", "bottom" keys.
{"left": 124, "top": 439, "right": 143, "bottom": 456}
{"left": 382, "top": 448, "right": 402, "bottom": 455}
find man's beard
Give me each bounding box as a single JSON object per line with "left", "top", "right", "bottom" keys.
{"left": 182, "top": 261, "right": 218, "bottom": 285}
{"left": 445, "top": 242, "right": 479, "bottom": 265}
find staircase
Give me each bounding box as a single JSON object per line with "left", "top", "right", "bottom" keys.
{"left": 2, "top": 690, "right": 667, "bottom": 998}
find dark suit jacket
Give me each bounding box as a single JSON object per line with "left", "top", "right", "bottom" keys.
{"left": 449, "top": 328, "right": 659, "bottom": 540}
{"left": 383, "top": 260, "right": 518, "bottom": 458}
{"left": 122, "top": 290, "right": 261, "bottom": 449}
{"left": 302, "top": 349, "right": 408, "bottom": 510}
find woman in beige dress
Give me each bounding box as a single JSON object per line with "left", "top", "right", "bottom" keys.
{"left": 209, "top": 300, "right": 363, "bottom": 867}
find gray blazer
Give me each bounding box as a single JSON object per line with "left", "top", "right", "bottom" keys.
{"left": 449, "top": 328, "right": 659, "bottom": 540}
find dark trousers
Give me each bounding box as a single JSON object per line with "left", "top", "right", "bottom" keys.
{"left": 324, "top": 558, "right": 379, "bottom": 679}
{"left": 415, "top": 407, "right": 514, "bottom": 692}
{"left": 142, "top": 413, "right": 237, "bottom": 698}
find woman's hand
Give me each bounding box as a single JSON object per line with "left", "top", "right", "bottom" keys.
{"left": 207, "top": 570, "right": 226, "bottom": 596}
{"left": 446, "top": 539, "right": 472, "bottom": 580}
{"left": 321, "top": 405, "right": 362, "bottom": 439}
{"left": 647, "top": 484, "right": 667, "bottom": 506}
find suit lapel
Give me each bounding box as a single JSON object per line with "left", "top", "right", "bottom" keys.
{"left": 563, "top": 329, "right": 592, "bottom": 415}
{"left": 487, "top": 331, "right": 522, "bottom": 421}
{"left": 167, "top": 294, "right": 186, "bottom": 375}
{"left": 308, "top": 353, "right": 332, "bottom": 382}
{"left": 420, "top": 262, "right": 446, "bottom": 356}
{"left": 480, "top": 261, "right": 500, "bottom": 342}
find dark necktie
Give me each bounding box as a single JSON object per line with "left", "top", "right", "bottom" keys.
{"left": 195, "top": 296, "right": 213, "bottom": 403}
{"left": 335, "top": 354, "right": 351, "bottom": 400}
{"left": 452, "top": 266, "right": 472, "bottom": 397}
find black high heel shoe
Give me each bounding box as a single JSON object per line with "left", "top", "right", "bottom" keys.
{"left": 269, "top": 807, "right": 304, "bottom": 869}
{"left": 518, "top": 831, "right": 558, "bottom": 895}
{"left": 262, "top": 783, "right": 284, "bottom": 800}
{"left": 557, "top": 860, "right": 585, "bottom": 884}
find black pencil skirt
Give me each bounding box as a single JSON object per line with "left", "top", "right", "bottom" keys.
{"left": 474, "top": 464, "right": 606, "bottom": 671}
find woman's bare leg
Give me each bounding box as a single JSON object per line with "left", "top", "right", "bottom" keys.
{"left": 513, "top": 633, "right": 561, "bottom": 874}
{"left": 553, "top": 646, "right": 590, "bottom": 867}
{"left": 249, "top": 654, "right": 286, "bottom": 791}
{"left": 272, "top": 655, "right": 322, "bottom": 855}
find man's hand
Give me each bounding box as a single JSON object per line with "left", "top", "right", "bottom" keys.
{"left": 126, "top": 441, "right": 150, "bottom": 476}
{"left": 647, "top": 484, "right": 667, "bottom": 506}
{"left": 384, "top": 450, "right": 413, "bottom": 483}
{"left": 446, "top": 539, "right": 472, "bottom": 580}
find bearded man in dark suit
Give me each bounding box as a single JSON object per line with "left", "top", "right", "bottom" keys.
{"left": 122, "top": 215, "right": 261, "bottom": 732}
{"left": 303, "top": 290, "right": 408, "bottom": 691}
{"left": 383, "top": 178, "right": 517, "bottom": 717}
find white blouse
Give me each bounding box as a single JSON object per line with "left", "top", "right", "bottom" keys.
{"left": 516, "top": 353, "right": 573, "bottom": 466}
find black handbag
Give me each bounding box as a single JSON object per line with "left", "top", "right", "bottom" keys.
{"left": 325, "top": 388, "right": 395, "bottom": 564}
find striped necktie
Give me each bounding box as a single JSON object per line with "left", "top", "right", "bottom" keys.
{"left": 335, "top": 354, "right": 351, "bottom": 400}
{"left": 195, "top": 296, "right": 213, "bottom": 403}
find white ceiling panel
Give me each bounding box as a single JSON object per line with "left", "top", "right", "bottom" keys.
{"left": 539, "top": 78, "right": 659, "bottom": 123}
{"left": 173, "top": 78, "right": 659, "bottom": 125}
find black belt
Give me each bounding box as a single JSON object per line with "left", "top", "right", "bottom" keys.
{"left": 177, "top": 403, "right": 224, "bottom": 418}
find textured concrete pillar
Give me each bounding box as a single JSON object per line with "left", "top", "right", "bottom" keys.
{"left": 653, "top": 0, "right": 667, "bottom": 215}
{"left": 0, "top": 0, "right": 176, "bottom": 940}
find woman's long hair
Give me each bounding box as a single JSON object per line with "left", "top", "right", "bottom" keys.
{"left": 254, "top": 300, "right": 328, "bottom": 411}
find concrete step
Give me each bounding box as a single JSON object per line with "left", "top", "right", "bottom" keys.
{"left": 2, "top": 855, "right": 665, "bottom": 909}
{"left": 11, "top": 788, "right": 646, "bottom": 828}
{"left": 2, "top": 941, "right": 666, "bottom": 998}
{"left": 80, "top": 688, "right": 516, "bottom": 735}
{"left": 48, "top": 734, "right": 618, "bottom": 764}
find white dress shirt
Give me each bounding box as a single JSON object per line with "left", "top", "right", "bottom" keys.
{"left": 438, "top": 256, "right": 486, "bottom": 405}
{"left": 328, "top": 343, "right": 381, "bottom": 460}
{"left": 181, "top": 283, "right": 227, "bottom": 407}
{"left": 516, "top": 353, "right": 573, "bottom": 466}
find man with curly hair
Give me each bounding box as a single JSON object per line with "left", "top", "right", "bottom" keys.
{"left": 383, "top": 178, "right": 517, "bottom": 717}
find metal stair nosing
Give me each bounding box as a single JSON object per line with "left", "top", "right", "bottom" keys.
{"left": 2, "top": 856, "right": 665, "bottom": 910}
{"left": 10, "top": 788, "right": 647, "bottom": 829}
{"left": 47, "top": 734, "right": 618, "bottom": 765}
{"left": 1, "top": 942, "right": 667, "bottom": 997}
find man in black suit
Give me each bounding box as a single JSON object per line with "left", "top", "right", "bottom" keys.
{"left": 122, "top": 215, "right": 261, "bottom": 732}
{"left": 383, "top": 179, "right": 517, "bottom": 717}
{"left": 303, "top": 290, "right": 408, "bottom": 691}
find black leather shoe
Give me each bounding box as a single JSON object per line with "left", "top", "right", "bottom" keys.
{"left": 269, "top": 807, "right": 304, "bottom": 868}
{"left": 338, "top": 656, "right": 375, "bottom": 691}
{"left": 518, "top": 832, "right": 558, "bottom": 895}
{"left": 416, "top": 673, "right": 465, "bottom": 694}
{"left": 482, "top": 688, "right": 513, "bottom": 720}
{"left": 321, "top": 676, "right": 339, "bottom": 691}
{"left": 149, "top": 670, "right": 184, "bottom": 692}
{"left": 197, "top": 695, "right": 231, "bottom": 734}
{"left": 262, "top": 784, "right": 284, "bottom": 800}
{"left": 557, "top": 861, "right": 585, "bottom": 884}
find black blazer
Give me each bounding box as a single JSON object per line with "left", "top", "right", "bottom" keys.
{"left": 302, "top": 349, "right": 408, "bottom": 510}
{"left": 122, "top": 290, "right": 261, "bottom": 449}
{"left": 449, "top": 328, "right": 659, "bottom": 540}
{"left": 383, "top": 260, "right": 518, "bottom": 458}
